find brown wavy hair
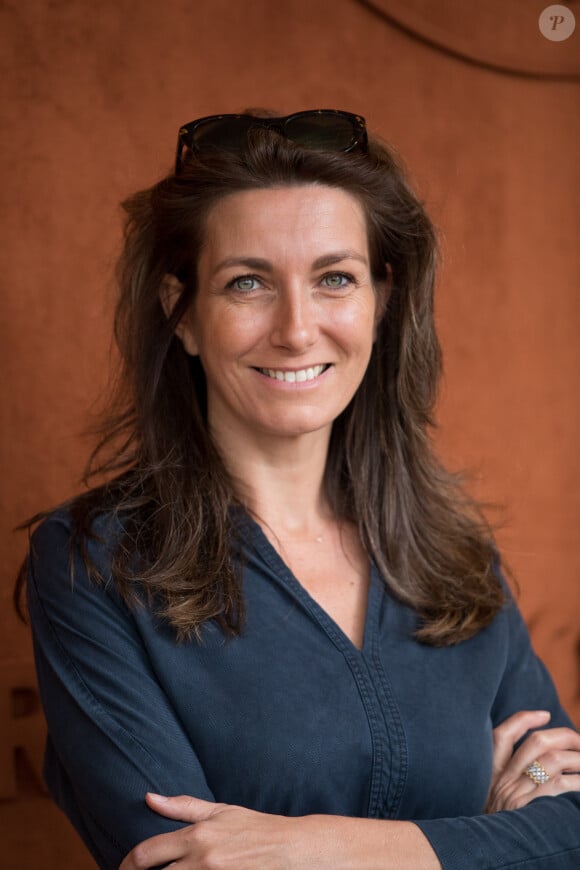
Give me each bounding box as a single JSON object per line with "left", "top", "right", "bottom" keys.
{"left": 17, "top": 122, "right": 504, "bottom": 645}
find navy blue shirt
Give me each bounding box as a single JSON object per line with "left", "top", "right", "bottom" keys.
{"left": 27, "top": 512, "right": 580, "bottom": 869}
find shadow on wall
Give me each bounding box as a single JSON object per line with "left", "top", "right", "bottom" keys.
{"left": 0, "top": 660, "right": 46, "bottom": 800}
{"left": 0, "top": 658, "right": 95, "bottom": 869}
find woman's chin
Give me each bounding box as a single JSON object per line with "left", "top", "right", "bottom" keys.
{"left": 258, "top": 419, "right": 334, "bottom": 440}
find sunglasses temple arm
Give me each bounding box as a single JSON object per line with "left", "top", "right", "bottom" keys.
{"left": 175, "top": 140, "right": 184, "bottom": 175}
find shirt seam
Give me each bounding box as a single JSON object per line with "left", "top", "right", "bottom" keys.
{"left": 28, "top": 558, "right": 171, "bottom": 781}
{"left": 249, "top": 526, "right": 386, "bottom": 817}
{"left": 369, "top": 578, "right": 408, "bottom": 818}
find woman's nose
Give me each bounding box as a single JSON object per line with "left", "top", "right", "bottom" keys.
{"left": 269, "top": 288, "right": 318, "bottom": 351}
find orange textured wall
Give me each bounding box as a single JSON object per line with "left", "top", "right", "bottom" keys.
{"left": 0, "top": 0, "right": 578, "bottom": 864}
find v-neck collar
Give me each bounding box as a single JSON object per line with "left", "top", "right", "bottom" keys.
{"left": 245, "top": 513, "right": 381, "bottom": 658}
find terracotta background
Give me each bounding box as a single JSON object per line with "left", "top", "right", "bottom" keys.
{"left": 0, "top": 1, "right": 578, "bottom": 866}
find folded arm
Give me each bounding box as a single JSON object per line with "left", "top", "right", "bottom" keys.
{"left": 27, "top": 515, "right": 216, "bottom": 869}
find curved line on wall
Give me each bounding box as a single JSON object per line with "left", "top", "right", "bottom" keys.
{"left": 356, "top": 0, "right": 580, "bottom": 81}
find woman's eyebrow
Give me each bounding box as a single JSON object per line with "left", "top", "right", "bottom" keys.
{"left": 214, "top": 256, "right": 272, "bottom": 274}
{"left": 311, "top": 251, "right": 368, "bottom": 269}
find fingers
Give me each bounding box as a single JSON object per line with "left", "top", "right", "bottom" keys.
{"left": 487, "top": 723, "right": 580, "bottom": 813}
{"left": 119, "top": 797, "right": 227, "bottom": 869}
{"left": 519, "top": 748, "right": 580, "bottom": 798}
{"left": 538, "top": 773, "right": 580, "bottom": 799}
{"left": 119, "top": 826, "right": 192, "bottom": 869}
{"left": 145, "top": 792, "right": 223, "bottom": 821}
{"left": 491, "top": 710, "right": 551, "bottom": 774}
{"left": 510, "top": 727, "right": 580, "bottom": 779}
{"left": 500, "top": 766, "right": 580, "bottom": 811}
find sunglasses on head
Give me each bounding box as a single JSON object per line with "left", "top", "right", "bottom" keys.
{"left": 175, "top": 109, "right": 368, "bottom": 173}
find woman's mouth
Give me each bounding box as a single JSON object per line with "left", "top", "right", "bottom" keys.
{"left": 254, "top": 364, "right": 331, "bottom": 383}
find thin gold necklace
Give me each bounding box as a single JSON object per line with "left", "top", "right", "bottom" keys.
{"left": 276, "top": 533, "right": 325, "bottom": 544}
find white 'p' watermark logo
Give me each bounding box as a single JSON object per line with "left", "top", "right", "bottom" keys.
{"left": 539, "top": 5, "right": 576, "bottom": 41}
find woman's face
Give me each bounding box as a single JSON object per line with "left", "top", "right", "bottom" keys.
{"left": 178, "top": 184, "right": 385, "bottom": 445}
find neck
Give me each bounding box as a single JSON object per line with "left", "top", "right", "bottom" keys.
{"left": 211, "top": 423, "right": 334, "bottom": 537}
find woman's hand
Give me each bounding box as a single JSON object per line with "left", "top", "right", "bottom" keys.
{"left": 119, "top": 793, "right": 441, "bottom": 870}
{"left": 119, "top": 793, "right": 310, "bottom": 870}
{"left": 486, "top": 710, "right": 580, "bottom": 813}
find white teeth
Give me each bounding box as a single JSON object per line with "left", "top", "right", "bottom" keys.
{"left": 259, "top": 364, "right": 327, "bottom": 382}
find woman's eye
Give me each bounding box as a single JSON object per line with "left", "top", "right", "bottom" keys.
{"left": 227, "top": 275, "right": 261, "bottom": 292}
{"left": 321, "top": 272, "right": 353, "bottom": 289}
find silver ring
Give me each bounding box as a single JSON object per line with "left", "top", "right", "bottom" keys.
{"left": 524, "top": 760, "right": 550, "bottom": 786}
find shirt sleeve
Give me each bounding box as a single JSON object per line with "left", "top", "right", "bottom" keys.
{"left": 26, "top": 513, "right": 216, "bottom": 870}
{"left": 413, "top": 588, "right": 580, "bottom": 870}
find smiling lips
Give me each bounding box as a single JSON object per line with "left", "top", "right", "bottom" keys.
{"left": 255, "top": 364, "right": 331, "bottom": 383}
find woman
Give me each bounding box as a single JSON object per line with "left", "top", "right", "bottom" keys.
{"left": 20, "top": 110, "right": 580, "bottom": 869}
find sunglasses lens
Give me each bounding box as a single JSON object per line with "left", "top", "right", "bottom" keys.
{"left": 190, "top": 117, "right": 257, "bottom": 151}
{"left": 285, "top": 113, "right": 357, "bottom": 151}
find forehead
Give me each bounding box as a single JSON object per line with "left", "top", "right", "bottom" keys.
{"left": 200, "top": 184, "right": 369, "bottom": 261}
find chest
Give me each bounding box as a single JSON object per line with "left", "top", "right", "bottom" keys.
{"left": 143, "top": 558, "right": 499, "bottom": 821}
{"left": 280, "top": 540, "right": 370, "bottom": 651}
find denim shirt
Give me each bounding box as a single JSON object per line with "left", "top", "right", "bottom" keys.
{"left": 27, "top": 512, "right": 580, "bottom": 869}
